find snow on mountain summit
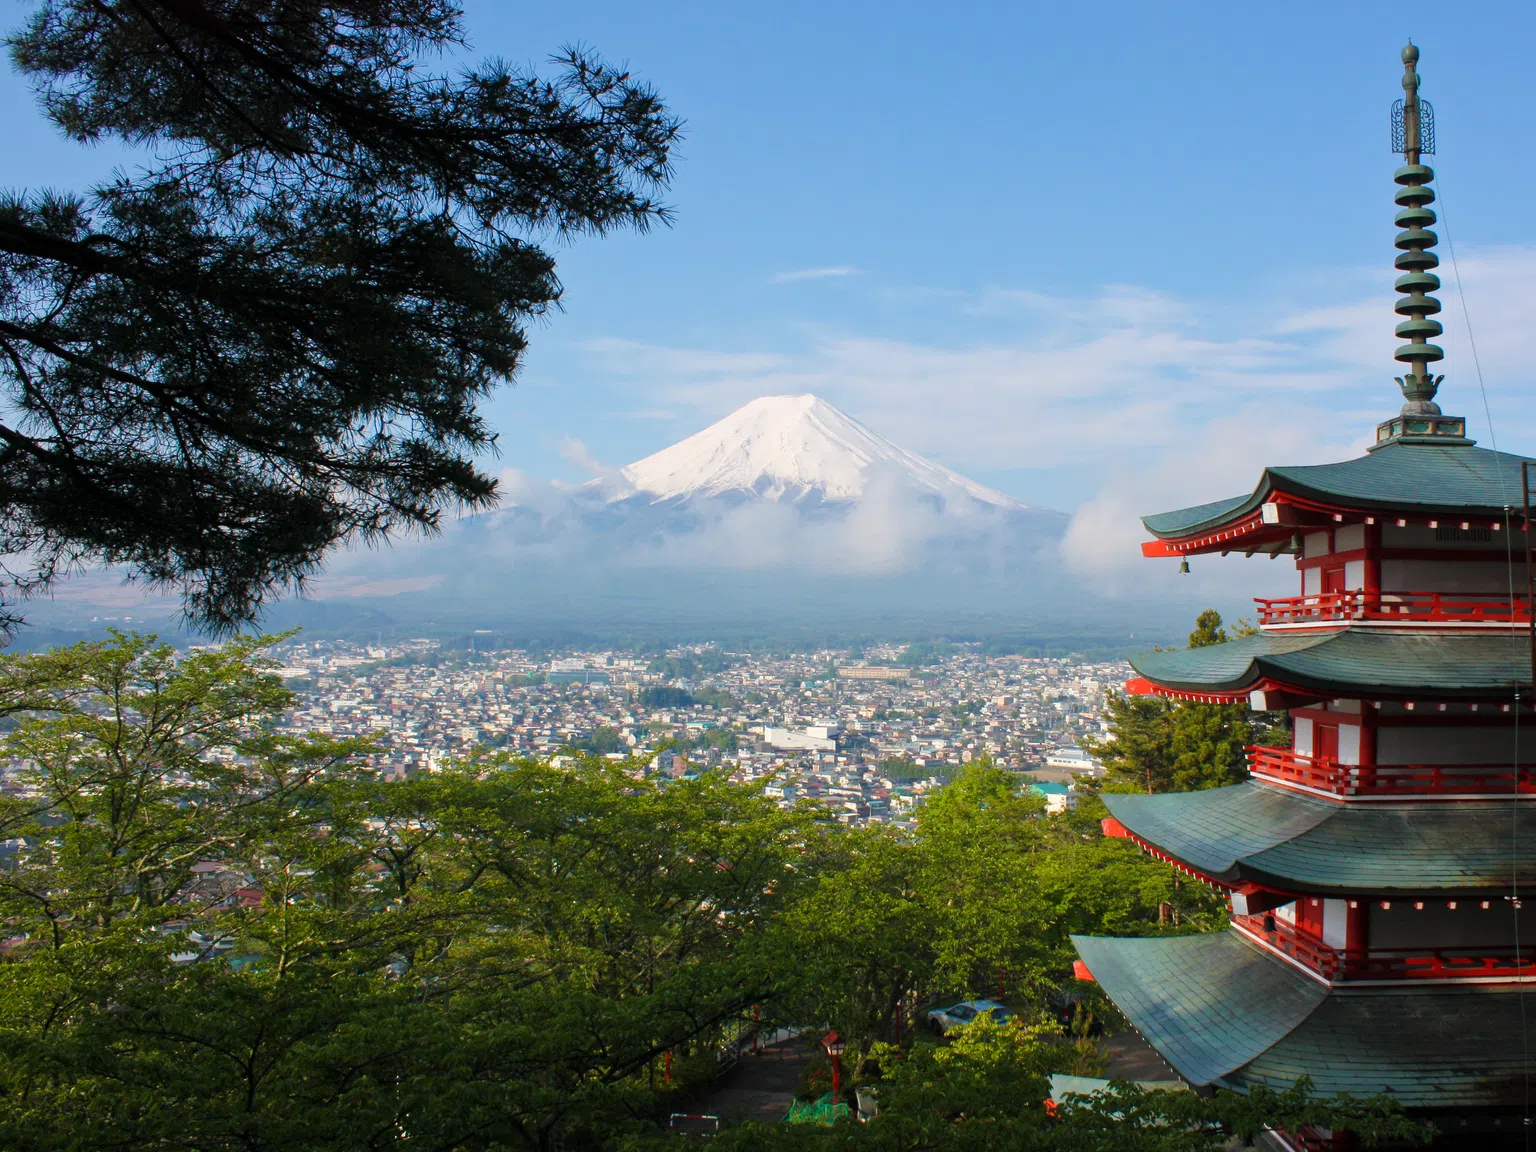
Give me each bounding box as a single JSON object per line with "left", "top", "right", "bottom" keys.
{"left": 593, "top": 395, "right": 1022, "bottom": 509}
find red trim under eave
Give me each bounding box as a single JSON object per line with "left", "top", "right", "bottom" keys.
{"left": 1072, "top": 959, "right": 1095, "bottom": 983}
{"left": 1102, "top": 816, "right": 1232, "bottom": 890}
{"left": 1124, "top": 676, "right": 1325, "bottom": 710}
{"left": 1123, "top": 676, "right": 1251, "bottom": 704}
{"left": 1141, "top": 488, "right": 1517, "bottom": 557}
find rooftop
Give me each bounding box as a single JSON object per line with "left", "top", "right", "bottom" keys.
{"left": 1072, "top": 929, "right": 1532, "bottom": 1106}
{"left": 1142, "top": 442, "right": 1536, "bottom": 544}
{"left": 1102, "top": 781, "right": 1536, "bottom": 895}
{"left": 1127, "top": 628, "right": 1530, "bottom": 701}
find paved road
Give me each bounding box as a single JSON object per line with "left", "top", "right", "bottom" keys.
{"left": 688, "top": 1034, "right": 812, "bottom": 1127}
{"left": 686, "top": 1027, "right": 1177, "bottom": 1130}
{"left": 1102, "top": 1029, "right": 1179, "bottom": 1080}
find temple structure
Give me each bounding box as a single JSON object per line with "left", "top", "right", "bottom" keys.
{"left": 1072, "top": 45, "right": 1536, "bottom": 1151}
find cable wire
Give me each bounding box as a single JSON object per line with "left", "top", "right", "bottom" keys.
{"left": 1438, "top": 167, "right": 1531, "bottom": 1145}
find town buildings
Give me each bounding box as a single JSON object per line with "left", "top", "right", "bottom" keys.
{"left": 241, "top": 637, "right": 1113, "bottom": 827}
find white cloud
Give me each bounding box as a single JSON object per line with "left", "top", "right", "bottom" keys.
{"left": 770, "top": 266, "right": 859, "bottom": 284}
{"left": 556, "top": 435, "right": 609, "bottom": 476}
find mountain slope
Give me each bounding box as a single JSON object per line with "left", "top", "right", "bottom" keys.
{"left": 589, "top": 394, "right": 1021, "bottom": 509}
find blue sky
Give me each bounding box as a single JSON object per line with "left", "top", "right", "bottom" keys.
{"left": 6, "top": 1, "right": 1536, "bottom": 573}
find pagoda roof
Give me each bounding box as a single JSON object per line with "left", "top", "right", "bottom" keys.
{"left": 1102, "top": 782, "right": 1536, "bottom": 894}
{"left": 1140, "top": 442, "right": 1535, "bottom": 552}
{"left": 1072, "top": 930, "right": 1530, "bottom": 1106}
{"left": 1128, "top": 628, "right": 1527, "bottom": 701}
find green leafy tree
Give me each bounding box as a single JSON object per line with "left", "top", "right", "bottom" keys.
{"left": 0, "top": 633, "right": 818, "bottom": 1151}
{"left": 1087, "top": 611, "right": 1254, "bottom": 793}
{"left": 776, "top": 761, "right": 1214, "bottom": 1084}
{"left": 0, "top": 3, "right": 679, "bottom": 631}
{"left": 1187, "top": 609, "right": 1228, "bottom": 647}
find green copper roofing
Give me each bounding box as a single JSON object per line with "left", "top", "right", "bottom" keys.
{"left": 1074, "top": 930, "right": 1533, "bottom": 1106}
{"left": 1141, "top": 442, "right": 1535, "bottom": 540}
{"left": 1101, "top": 781, "right": 1536, "bottom": 894}
{"left": 1069, "top": 933, "right": 1333, "bottom": 1087}
{"left": 1129, "top": 627, "right": 1529, "bottom": 698}
{"left": 1071, "top": 932, "right": 1327, "bottom": 1086}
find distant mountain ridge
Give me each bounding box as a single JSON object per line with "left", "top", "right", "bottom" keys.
{"left": 584, "top": 394, "right": 1023, "bottom": 510}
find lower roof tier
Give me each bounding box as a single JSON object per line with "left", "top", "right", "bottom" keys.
{"left": 1128, "top": 628, "right": 1529, "bottom": 702}
{"left": 1072, "top": 929, "right": 1531, "bottom": 1107}
{"left": 1101, "top": 781, "right": 1536, "bottom": 895}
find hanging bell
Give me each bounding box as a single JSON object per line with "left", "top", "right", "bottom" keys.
{"left": 1178, "top": 559, "right": 1190, "bottom": 574}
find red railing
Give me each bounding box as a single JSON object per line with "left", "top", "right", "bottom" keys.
{"left": 1232, "top": 913, "right": 1536, "bottom": 982}
{"left": 1248, "top": 745, "right": 1536, "bottom": 797}
{"left": 1232, "top": 913, "right": 1345, "bottom": 977}
{"left": 1255, "top": 590, "right": 1531, "bottom": 626}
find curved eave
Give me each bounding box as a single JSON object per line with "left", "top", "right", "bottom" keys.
{"left": 1140, "top": 444, "right": 1536, "bottom": 555}
{"left": 1126, "top": 629, "right": 1530, "bottom": 702}
{"left": 1072, "top": 930, "right": 1533, "bottom": 1107}
{"left": 1101, "top": 782, "right": 1536, "bottom": 896}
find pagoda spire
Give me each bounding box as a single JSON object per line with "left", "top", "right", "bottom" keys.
{"left": 1374, "top": 42, "right": 1471, "bottom": 449}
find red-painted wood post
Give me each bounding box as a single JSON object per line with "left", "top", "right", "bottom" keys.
{"left": 823, "top": 1030, "right": 845, "bottom": 1108}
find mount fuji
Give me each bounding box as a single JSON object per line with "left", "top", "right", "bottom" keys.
{"left": 588, "top": 394, "right": 1022, "bottom": 511}
{"left": 280, "top": 393, "right": 1078, "bottom": 631}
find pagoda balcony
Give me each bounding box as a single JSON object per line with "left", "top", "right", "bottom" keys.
{"left": 1248, "top": 745, "right": 1536, "bottom": 798}
{"left": 1255, "top": 590, "right": 1531, "bottom": 627}
{"left": 1232, "top": 912, "right": 1536, "bottom": 983}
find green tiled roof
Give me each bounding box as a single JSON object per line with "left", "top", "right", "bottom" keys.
{"left": 1142, "top": 442, "right": 1536, "bottom": 540}
{"left": 1129, "top": 628, "right": 1529, "bottom": 698}
{"left": 1071, "top": 932, "right": 1326, "bottom": 1086}
{"left": 1139, "top": 495, "right": 1250, "bottom": 537}
{"left": 1074, "top": 930, "right": 1533, "bottom": 1106}
{"left": 1101, "top": 781, "right": 1536, "bottom": 894}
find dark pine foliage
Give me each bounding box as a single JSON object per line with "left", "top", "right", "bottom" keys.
{"left": 0, "top": 1, "right": 680, "bottom": 632}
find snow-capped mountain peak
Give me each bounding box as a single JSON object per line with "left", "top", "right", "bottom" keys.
{"left": 592, "top": 394, "right": 1021, "bottom": 509}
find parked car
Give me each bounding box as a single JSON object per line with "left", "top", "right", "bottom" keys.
{"left": 1047, "top": 988, "right": 1104, "bottom": 1037}
{"left": 926, "top": 999, "right": 1012, "bottom": 1036}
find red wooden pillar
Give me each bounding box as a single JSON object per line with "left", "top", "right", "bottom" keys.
{"left": 1358, "top": 702, "right": 1377, "bottom": 792}
{"left": 1343, "top": 899, "right": 1369, "bottom": 977}
{"left": 1363, "top": 521, "right": 1382, "bottom": 612}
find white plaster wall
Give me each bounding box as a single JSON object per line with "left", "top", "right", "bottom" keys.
{"left": 1302, "top": 568, "right": 1321, "bottom": 595}
{"left": 1336, "top": 524, "right": 1365, "bottom": 552}
{"left": 1337, "top": 723, "right": 1360, "bottom": 765}
{"left": 1303, "top": 531, "right": 1331, "bottom": 559}
{"left": 1322, "top": 899, "right": 1349, "bottom": 948}
{"left": 1344, "top": 559, "right": 1365, "bottom": 590}
{"left": 1293, "top": 717, "right": 1313, "bottom": 757}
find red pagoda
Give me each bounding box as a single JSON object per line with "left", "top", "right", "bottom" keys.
{"left": 1073, "top": 45, "right": 1536, "bottom": 1150}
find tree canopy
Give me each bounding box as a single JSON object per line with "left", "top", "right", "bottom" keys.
{"left": 0, "top": 2, "right": 679, "bottom": 632}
